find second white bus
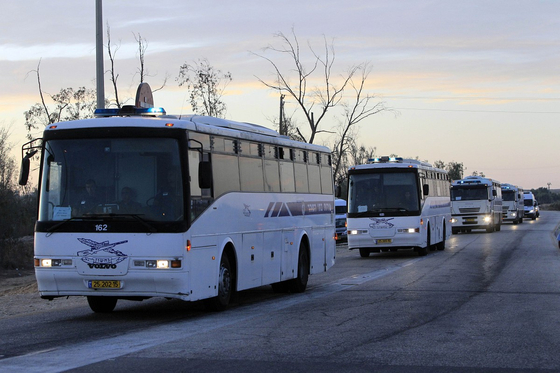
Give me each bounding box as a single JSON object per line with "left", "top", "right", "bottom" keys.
{"left": 345, "top": 157, "right": 451, "bottom": 257}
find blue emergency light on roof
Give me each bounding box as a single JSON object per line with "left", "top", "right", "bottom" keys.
{"left": 367, "top": 156, "right": 403, "bottom": 164}
{"left": 94, "top": 106, "right": 166, "bottom": 118}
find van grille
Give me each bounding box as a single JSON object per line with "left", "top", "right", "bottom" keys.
{"left": 459, "top": 207, "right": 480, "bottom": 213}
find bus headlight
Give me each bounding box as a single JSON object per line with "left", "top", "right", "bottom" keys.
{"left": 157, "top": 260, "right": 169, "bottom": 269}
{"left": 141, "top": 259, "right": 181, "bottom": 269}
{"left": 483, "top": 216, "right": 492, "bottom": 223}
{"left": 397, "top": 228, "right": 420, "bottom": 233}
{"left": 451, "top": 218, "right": 457, "bottom": 223}
{"left": 348, "top": 229, "right": 368, "bottom": 235}
{"left": 35, "top": 258, "right": 73, "bottom": 267}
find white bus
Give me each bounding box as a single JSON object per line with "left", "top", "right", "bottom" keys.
{"left": 19, "top": 96, "right": 335, "bottom": 313}
{"left": 345, "top": 157, "right": 451, "bottom": 257}
{"left": 450, "top": 176, "right": 502, "bottom": 233}
{"left": 501, "top": 183, "right": 524, "bottom": 224}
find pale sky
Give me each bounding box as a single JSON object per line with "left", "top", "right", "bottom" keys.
{"left": 1, "top": 0, "right": 559, "bottom": 189}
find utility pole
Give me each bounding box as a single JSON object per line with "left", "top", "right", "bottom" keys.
{"left": 279, "top": 94, "right": 285, "bottom": 135}
{"left": 95, "top": 0, "right": 105, "bottom": 109}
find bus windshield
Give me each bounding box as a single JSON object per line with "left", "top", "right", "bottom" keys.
{"left": 38, "top": 138, "right": 183, "bottom": 223}
{"left": 502, "top": 190, "right": 515, "bottom": 201}
{"left": 451, "top": 186, "right": 488, "bottom": 201}
{"left": 348, "top": 171, "right": 420, "bottom": 216}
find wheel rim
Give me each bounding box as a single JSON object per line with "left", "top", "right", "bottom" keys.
{"left": 218, "top": 263, "right": 231, "bottom": 300}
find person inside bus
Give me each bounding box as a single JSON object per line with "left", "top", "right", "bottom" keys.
{"left": 118, "top": 187, "right": 142, "bottom": 214}
{"left": 76, "top": 179, "right": 101, "bottom": 215}
{"left": 398, "top": 189, "right": 417, "bottom": 211}
{"left": 151, "top": 168, "right": 181, "bottom": 220}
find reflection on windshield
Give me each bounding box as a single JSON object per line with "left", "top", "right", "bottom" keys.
{"left": 451, "top": 187, "right": 488, "bottom": 201}
{"left": 348, "top": 172, "right": 420, "bottom": 215}
{"left": 39, "top": 138, "right": 183, "bottom": 223}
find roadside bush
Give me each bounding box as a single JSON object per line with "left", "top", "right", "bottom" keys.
{"left": 0, "top": 237, "right": 34, "bottom": 269}
{"left": 548, "top": 201, "right": 560, "bottom": 211}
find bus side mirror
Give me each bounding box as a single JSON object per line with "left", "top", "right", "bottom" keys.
{"left": 198, "top": 161, "right": 212, "bottom": 189}
{"left": 18, "top": 150, "right": 37, "bottom": 186}
{"left": 492, "top": 190, "right": 497, "bottom": 197}
{"left": 422, "top": 184, "right": 429, "bottom": 196}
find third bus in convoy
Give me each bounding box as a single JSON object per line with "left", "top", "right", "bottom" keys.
{"left": 451, "top": 176, "right": 503, "bottom": 234}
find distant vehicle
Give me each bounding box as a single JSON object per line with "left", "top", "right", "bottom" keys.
{"left": 335, "top": 199, "right": 347, "bottom": 242}
{"left": 345, "top": 156, "right": 451, "bottom": 257}
{"left": 523, "top": 191, "right": 540, "bottom": 220}
{"left": 451, "top": 176, "right": 503, "bottom": 233}
{"left": 501, "top": 183, "right": 524, "bottom": 224}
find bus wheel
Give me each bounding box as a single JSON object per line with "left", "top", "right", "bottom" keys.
{"left": 418, "top": 229, "right": 430, "bottom": 256}
{"left": 87, "top": 296, "right": 117, "bottom": 313}
{"left": 437, "top": 226, "right": 446, "bottom": 251}
{"left": 359, "top": 249, "right": 370, "bottom": 258}
{"left": 205, "top": 254, "right": 233, "bottom": 311}
{"left": 289, "top": 245, "right": 309, "bottom": 293}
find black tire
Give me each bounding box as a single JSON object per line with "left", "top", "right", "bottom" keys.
{"left": 437, "top": 225, "right": 446, "bottom": 251}
{"left": 359, "top": 248, "right": 370, "bottom": 258}
{"left": 87, "top": 296, "right": 117, "bottom": 313}
{"left": 418, "top": 228, "right": 429, "bottom": 256}
{"left": 205, "top": 254, "right": 233, "bottom": 311}
{"left": 289, "top": 246, "right": 309, "bottom": 293}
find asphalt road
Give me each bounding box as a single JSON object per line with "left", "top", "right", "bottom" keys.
{"left": 1, "top": 211, "right": 560, "bottom": 373}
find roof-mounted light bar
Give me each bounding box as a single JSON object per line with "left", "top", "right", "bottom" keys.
{"left": 94, "top": 106, "right": 166, "bottom": 118}
{"left": 367, "top": 156, "right": 403, "bottom": 164}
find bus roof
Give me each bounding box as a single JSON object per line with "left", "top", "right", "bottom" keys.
{"left": 42, "top": 113, "right": 331, "bottom": 153}
{"left": 349, "top": 157, "right": 446, "bottom": 173}
{"left": 451, "top": 176, "right": 500, "bottom": 187}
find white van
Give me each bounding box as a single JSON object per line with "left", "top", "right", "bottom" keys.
{"left": 523, "top": 192, "right": 539, "bottom": 220}
{"left": 335, "top": 199, "right": 347, "bottom": 242}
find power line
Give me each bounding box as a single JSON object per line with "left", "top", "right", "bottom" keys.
{"left": 393, "top": 107, "right": 560, "bottom": 114}
{"left": 384, "top": 96, "right": 560, "bottom": 101}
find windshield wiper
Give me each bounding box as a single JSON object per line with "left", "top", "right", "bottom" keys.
{"left": 46, "top": 215, "right": 104, "bottom": 236}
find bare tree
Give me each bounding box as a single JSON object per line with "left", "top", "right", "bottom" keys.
{"left": 24, "top": 61, "right": 96, "bottom": 138}
{"left": 333, "top": 137, "right": 376, "bottom": 196}
{"left": 134, "top": 32, "right": 148, "bottom": 84}
{"left": 106, "top": 24, "right": 121, "bottom": 108}
{"left": 254, "top": 29, "right": 369, "bottom": 144}
{"left": 331, "top": 63, "right": 386, "bottom": 182}
{"left": 105, "top": 28, "right": 167, "bottom": 108}
{"left": 177, "top": 58, "right": 232, "bottom": 118}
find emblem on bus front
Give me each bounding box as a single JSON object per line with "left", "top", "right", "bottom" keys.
{"left": 369, "top": 218, "right": 395, "bottom": 229}
{"left": 77, "top": 238, "right": 128, "bottom": 268}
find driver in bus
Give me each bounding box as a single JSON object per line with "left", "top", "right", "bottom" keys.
{"left": 118, "top": 187, "right": 142, "bottom": 214}
{"left": 76, "top": 179, "right": 101, "bottom": 215}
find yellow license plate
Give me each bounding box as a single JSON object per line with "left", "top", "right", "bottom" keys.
{"left": 88, "top": 280, "right": 121, "bottom": 289}
{"left": 376, "top": 239, "right": 392, "bottom": 244}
